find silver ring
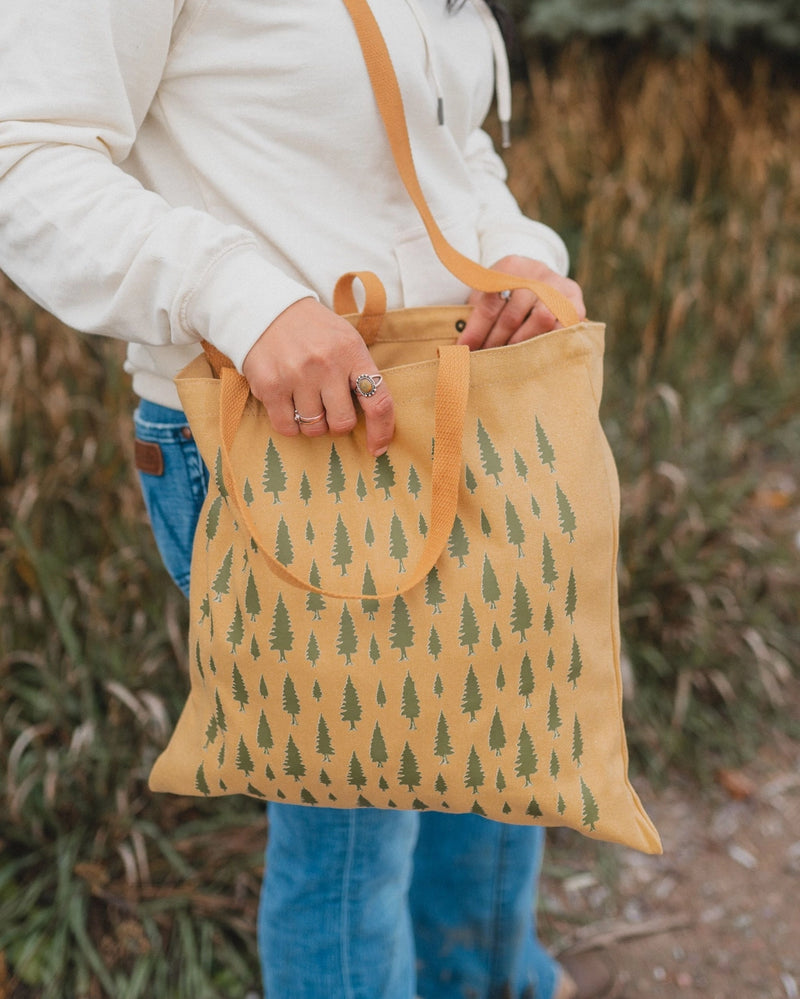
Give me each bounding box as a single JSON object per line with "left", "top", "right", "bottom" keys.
{"left": 293, "top": 409, "right": 325, "bottom": 425}
{"left": 499, "top": 289, "right": 512, "bottom": 301}
{"left": 353, "top": 373, "right": 383, "bottom": 399}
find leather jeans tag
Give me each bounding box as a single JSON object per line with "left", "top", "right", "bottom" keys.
{"left": 134, "top": 439, "right": 164, "bottom": 476}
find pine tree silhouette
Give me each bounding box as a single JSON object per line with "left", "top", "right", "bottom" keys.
{"left": 546, "top": 648, "right": 555, "bottom": 672}
{"left": 510, "top": 574, "right": 533, "bottom": 642}
{"left": 418, "top": 513, "right": 428, "bottom": 538}
{"left": 491, "top": 624, "right": 503, "bottom": 654}
{"left": 435, "top": 711, "right": 453, "bottom": 763}
{"left": 251, "top": 635, "right": 261, "bottom": 661}
{"left": 557, "top": 792, "right": 566, "bottom": 815}
{"left": 461, "top": 664, "right": 483, "bottom": 722}
{"left": 397, "top": 742, "right": 421, "bottom": 791}
{"left": 215, "top": 689, "right": 227, "bottom": 734}
{"left": 312, "top": 679, "right": 322, "bottom": 701}
{"left": 306, "top": 520, "right": 315, "bottom": 544}
{"left": 496, "top": 768, "right": 507, "bottom": 792}
{"left": 214, "top": 449, "right": 228, "bottom": 501}
{"left": 368, "top": 634, "right": 381, "bottom": 666}
{"left": 275, "top": 517, "right": 294, "bottom": 567}
{"left": 370, "top": 722, "right": 388, "bottom": 768}
{"left": 341, "top": 676, "right": 362, "bottom": 730}
{"left": 336, "top": 603, "right": 358, "bottom": 665}
{"left": 306, "top": 561, "right": 326, "bottom": 620}
{"left": 549, "top": 747, "right": 560, "bottom": 781}
{"left": 464, "top": 746, "right": 485, "bottom": 795}
{"left": 361, "top": 564, "right": 379, "bottom": 619}
{"left": 373, "top": 452, "right": 396, "bottom": 499}
{"left": 504, "top": 497, "right": 526, "bottom": 557}
{"left": 263, "top": 437, "right": 287, "bottom": 502}
{"left": 269, "top": 593, "right": 294, "bottom": 662}
{"left": 356, "top": 472, "right": 368, "bottom": 501}
{"left": 326, "top": 443, "right": 346, "bottom": 502}
{"left": 435, "top": 773, "right": 448, "bottom": 795}
{"left": 227, "top": 600, "right": 244, "bottom": 653}
{"left": 543, "top": 602, "right": 555, "bottom": 636}
{"left": 257, "top": 710, "right": 273, "bottom": 754}
{"left": 464, "top": 465, "right": 478, "bottom": 494}
{"left": 376, "top": 680, "right": 387, "bottom": 708}
{"left": 300, "top": 788, "right": 318, "bottom": 805}
{"left": 401, "top": 672, "right": 420, "bottom": 730}
{"left": 236, "top": 734, "right": 254, "bottom": 777}
{"left": 515, "top": 723, "right": 538, "bottom": 785}
{"left": 315, "top": 715, "right": 334, "bottom": 761}
{"left": 212, "top": 546, "right": 234, "bottom": 601}
{"left": 204, "top": 713, "right": 218, "bottom": 748}
{"left": 427, "top": 625, "right": 442, "bottom": 661}
{"left": 459, "top": 594, "right": 480, "bottom": 655}
{"left": 556, "top": 483, "right": 577, "bottom": 541}
{"left": 299, "top": 470, "right": 312, "bottom": 506}
{"left": 347, "top": 752, "right": 367, "bottom": 791}
{"left": 530, "top": 494, "right": 541, "bottom": 519}
{"left": 514, "top": 449, "right": 529, "bottom": 480}
{"left": 572, "top": 714, "right": 584, "bottom": 767}
{"left": 389, "top": 512, "right": 409, "bottom": 572}
{"left": 496, "top": 664, "right": 506, "bottom": 690}
{"left": 283, "top": 735, "right": 306, "bottom": 781}
{"left": 364, "top": 518, "right": 375, "bottom": 546}
{"left": 306, "top": 631, "right": 320, "bottom": 667}
{"left": 331, "top": 514, "right": 353, "bottom": 575}
{"left": 245, "top": 570, "right": 261, "bottom": 622}
{"left": 195, "top": 763, "right": 210, "bottom": 796}
{"left": 232, "top": 661, "right": 249, "bottom": 711}
{"left": 407, "top": 465, "right": 422, "bottom": 499}
{"left": 206, "top": 495, "right": 222, "bottom": 547}
{"left": 282, "top": 674, "right": 300, "bottom": 725}
{"left": 389, "top": 595, "right": 415, "bottom": 660}
{"left": 580, "top": 777, "right": 599, "bottom": 830}
{"left": 518, "top": 652, "right": 534, "bottom": 707}
{"left": 526, "top": 795, "right": 543, "bottom": 818}
{"left": 481, "top": 553, "right": 501, "bottom": 608}
{"left": 433, "top": 673, "right": 444, "bottom": 697}
{"left": 476, "top": 418, "right": 503, "bottom": 483}
{"left": 480, "top": 509, "right": 492, "bottom": 536}
{"left": 567, "top": 636, "right": 584, "bottom": 688}
{"left": 547, "top": 684, "right": 562, "bottom": 737}
{"left": 489, "top": 707, "right": 506, "bottom": 756}
{"left": 447, "top": 515, "right": 470, "bottom": 567}
{"left": 424, "top": 566, "right": 446, "bottom": 614}
{"left": 535, "top": 417, "right": 556, "bottom": 472}
{"left": 565, "top": 567, "right": 577, "bottom": 622}
{"left": 541, "top": 534, "right": 558, "bottom": 591}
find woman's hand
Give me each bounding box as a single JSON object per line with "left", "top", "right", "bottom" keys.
{"left": 457, "top": 255, "right": 586, "bottom": 351}
{"left": 241, "top": 297, "right": 394, "bottom": 456}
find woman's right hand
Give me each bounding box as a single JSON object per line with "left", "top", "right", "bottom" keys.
{"left": 241, "top": 297, "right": 395, "bottom": 457}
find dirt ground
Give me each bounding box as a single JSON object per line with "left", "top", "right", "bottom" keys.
{"left": 539, "top": 713, "right": 800, "bottom": 999}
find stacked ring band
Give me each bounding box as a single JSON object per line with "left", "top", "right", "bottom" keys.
{"left": 294, "top": 410, "right": 325, "bottom": 425}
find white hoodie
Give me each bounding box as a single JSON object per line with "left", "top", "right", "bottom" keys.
{"left": 0, "top": 0, "right": 569, "bottom": 408}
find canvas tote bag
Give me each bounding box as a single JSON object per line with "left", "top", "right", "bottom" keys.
{"left": 149, "top": 0, "right": 661, "bottom": 855}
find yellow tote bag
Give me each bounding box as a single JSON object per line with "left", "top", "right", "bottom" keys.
{"left": 148, "top": 0, "right": 661, "bottom": 855}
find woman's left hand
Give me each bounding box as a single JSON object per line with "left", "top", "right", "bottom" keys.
{"left": 457, "top": 255, "right": 586, "bottom": 351}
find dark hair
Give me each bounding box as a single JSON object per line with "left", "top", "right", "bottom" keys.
{"left": 446, "top": 0, "right": 528, "bottom": 84}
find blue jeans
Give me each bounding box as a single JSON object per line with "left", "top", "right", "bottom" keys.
{"left": 134, "top": 399, "right": 562, "bottom": 999}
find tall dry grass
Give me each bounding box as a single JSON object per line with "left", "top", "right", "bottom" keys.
{"left": 1, "top": 42, "right": 798, "bottom": 998}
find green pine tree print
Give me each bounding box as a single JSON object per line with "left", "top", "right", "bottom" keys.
{"left": 361, "top": 565, "right": 379, "bottom": 619}
{"left": 214, "top": 449, "right": 228, "bottom": 501}
{"left": 480, "top": 509, "right": 492, "bottom": 537}
{"left": 428, "top": 625, "right": 442, "bottom": 661}
{"left": 549, "top": 747, "right": 560, "bottom": 781}
{"left": 495, "top": 664, "right": 506, "bottom": 690}
{"left": 275, "top": 517, "right": 294, "bottom": 567}
{"left": 341, "top": 676, "right": 362, "bottom": 730}
{"left": 347, "top": 751, "right": 367, "bottom": 791}
{"left": 481, "top": 554, "right": 501, "bottom": 608}
{"left": 572, "top": 714, "right": 584, "bottom": 767}
{"left": 518, "top": 652, "right": 534, "bottom": 707}
{"left": 236, "top": 734, "right": 254, "bottom": 777}
{"left": 306, "top": 631, "right": 320, "bottom": 667}
{"left": 217, "top": 742, "right": 225, "bottom": 768}
{"left": 214, "top": 689, "right": 227, "bottom": 734}
{"left": 232, "top": 661, "right": 249, "bottom": 711}
{"left": 306, "top": 520, "right": 315, "bottom": 545}
{"left": 447, "top": 515, "right": 470, "bottom": 567}
{"left": 464, "top": 464, "right": 478, "bottom": 494}
{"left": 477, "top": 418, "right": 503, "bottom": 483}
{"left": 373, "top": 452, "right": 396, "bottom": 499}
{"left": 269, "top": 593, "right": 294, "bottom": 662}
{"left": 251, "top": 634, "right": 261, "bottom": 661}
{"left": 418, "top": 513, "right": 428, "bottom": 538}
{"left": 580, "top": 777, "right": 599, "bottom": 831}
{"left": 194, "top": 642, "right": 205, "bottom": 683}
{"left": 567, "top": 636, "right": 584, "bottom": 689}
{"left": 282, "top": 674, "right": 300, "bottom": 725}
{"left": 435, "top": 773, "right": 448, "bottom": 795}
{"left": 407, "top": 465, "right": 422, "bottom": 499}
{"left": 530, "top": 494, "right": 541, "bottom": 519}
{"left": 541, "top": 534, "right": 558, "bottom": 591}
{"left": 489, "top": 707, "right": 506, "bottom": 756}
{"left": 243, "top": 477, "right": 255, "bottom": 506}
{"left": 306, "top": 561, "right": 326, "bottom": 620}
{"left": 424, "top": 566, "right": 446, "bottom": 614}
{"left": 336, "top": 603, "right": 358, "bottom": 665}
{"left": 389, "top": 595, "right": 415, "bottom": 661}
{"left": 364, "top": 518, "right": 375, "bottom": 547}
{"left": 434, "top": 711, "right": 453, "bottom": 763}
{"left": 496, "top": 768, "right": 507, "bottom": 792}
{"left": 263, "top": 438, "right": 287, "bottom": 502}
{"left": 513, "top": 449, "right": 528, "bottom": 481}
{"left": 370, "top": 722, "right": 388, "bottom": 768}
{"left": 546, "top": 648, "right": 555, "bottom": 672}
{"left": 459, "top": 594, "right": 480, "bottom": 655}
{"left": 227, "top": 600, "right": 244, "bottom": 653}
{"left": 401, "top": 672, "right": 420, "bottom": 730}
{"left": 326, "top": 443, "right": 346, "bottom": 502}
{"left": 543, "top": 602, "right": 555, "bottom": 636}
{"left": 461, "top": 664, "right": 483, "bottom": 722}
{"left": 510, "top": 574, "right": 533, "bottom": 642}
{"left": 204, "top": 713, "right": 218, "bottom": 748}
{"left": 547, "top": 684, "right": 562, "bottom": 737}
{"left": 312, "top": 679, "right": 322, "bottom": 701}
{"left": 356, "top": 472, "right": 367, "bottom": 501}
{"left": 299, "top": 470, "right": 312, "bottom": 506}
{"left": 316, "top": 715, "right": 334, "bottom": 761}
{"left": 283, "top": 735, "right": 306, "bottom": 781}
{"left": 257, "top": 710, "right": 273, "bottom": 754}
{"left": 389, "top": 512, "right": 409, "bottom": 572}
{"left": 535, "top": 417, "right": 556, "bottom": 472}
{"left": 331, "top": 514, "right": 353, "bottom": 576}
{"left": 199, "top": 594, "right": 210, "bottom": 623}
{"left": 397, "top": 742, "right": 421, "bottom": 792}
{"left": 212, "top": 546, "right": 234, "bottom": 601}
{"left": 195, "top": 763, "right": 210, "bottom": 796}
{"left": 300, "top": 788, "right": 318, "bottom": 805}
{"left": 557, "top": 792, "right": 566, "bottom": 815}
{"left": 526, "top": 795, "right": 543, "bottom": 819}
{"left": 515, "top": 723, "right": 538, "bottom": 785}
{"left": 376, "top": 680, "right": 387, "bottom": 708}
{"left": 504, "top": 497, "right": 526, "bottom": 556}
{"left": 471, "top": 801, "right": 487, "bottom": 817}
{"left": 491, "top": 624, "right": 503, "bottom": 654}
{"left": 205, "top": 495, "right": 222, "bottom": 547}
{"left": 464, "top": 746, "right": 485, "bottom": 795}
{"left": 265, "top": 764, "right": 275, "bottom": 781}
{"left": 556, "top": 483, "right": 577, "bottom": 541}
{"left": 368, "top": 634, "right": 381, "bottom": 666}
{"left": 565, "top": 568, "right": 577, "bottom": 622}
{"left": 245, "top": 570, "right": 261, "bottom": 622}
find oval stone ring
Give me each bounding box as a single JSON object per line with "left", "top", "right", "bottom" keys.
{"left": 353, "top": 373, "right": 384, "bottom": 399}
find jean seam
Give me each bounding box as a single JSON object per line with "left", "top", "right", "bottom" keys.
{"left": 341, "top": 810, "right": 356, "bottom": 999}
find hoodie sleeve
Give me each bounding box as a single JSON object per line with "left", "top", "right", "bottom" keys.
{"left": 0, "top": 0, "right": 314, "bottom": 372}
{"left": 463, "top": 127, "right": 570, "bottom": 277}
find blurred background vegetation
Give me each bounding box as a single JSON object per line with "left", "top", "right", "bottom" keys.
{"left": 1, "top": 1, "right": 798, "bottom": 995}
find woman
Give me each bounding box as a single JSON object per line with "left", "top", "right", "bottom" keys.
{"left": 0, "top": 1, "right": 612, "bottom": 996}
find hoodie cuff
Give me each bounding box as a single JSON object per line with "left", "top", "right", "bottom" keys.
{"left": 479, "top": 218, "right": 570, "bottom": 277}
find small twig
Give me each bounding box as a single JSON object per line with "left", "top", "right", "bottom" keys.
{"left": 556, "top": 914, "right": 694, "bottom": 956}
